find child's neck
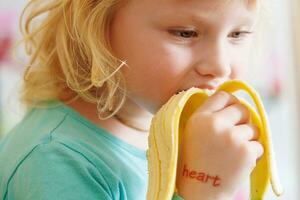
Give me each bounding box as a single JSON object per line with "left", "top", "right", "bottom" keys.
{"left": 114, "top": 98, "right": 153, "bottom": 132}
{"left": 66, "top": 98, "right": 153, "bottom": 151}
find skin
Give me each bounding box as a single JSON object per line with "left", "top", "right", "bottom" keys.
{"left": 109, "top": 0, "right": 257, "bottom": 113}
{"left": 70, "top": 0, "right": 263, "bottom": 199}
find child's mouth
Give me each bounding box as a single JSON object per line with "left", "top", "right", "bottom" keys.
{"left": 176, "top": 87, "right": 216, "bottom": 95}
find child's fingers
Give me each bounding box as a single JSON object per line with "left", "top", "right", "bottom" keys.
{"left": 231, "top": 124, "right": 260, "bottom": 141}
{"left": 198, "top": 91, "right": 239, "bottom": 113}
{"left": 216, "top": 103, "right": 250, "bottom": 125}
{"left": 250, "top": 140, "right": 264, "bottom": 159}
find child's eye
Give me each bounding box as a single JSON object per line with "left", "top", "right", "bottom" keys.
{"left": 228, "top": 31, "right": 253, "bottom": 40}
{"left": 168, "top": 29, "right": 198, "bottom": 39}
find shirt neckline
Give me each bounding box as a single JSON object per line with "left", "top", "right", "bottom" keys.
{"left": 44, "top": 100, "right": 148, "bottom": 159}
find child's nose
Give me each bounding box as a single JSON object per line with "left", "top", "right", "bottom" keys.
{"left": 194, "top": 40, "right": 231, "bottom": 79}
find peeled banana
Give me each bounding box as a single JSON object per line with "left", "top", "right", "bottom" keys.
{"left": 146, "top": 79, "right": 283, "bottom": 200}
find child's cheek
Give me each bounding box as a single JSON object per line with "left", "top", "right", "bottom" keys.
{"left": 229, "top": 57, "right": 250, "bottom": 79}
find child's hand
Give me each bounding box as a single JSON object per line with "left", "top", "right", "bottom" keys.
{"left": 176, "top": 91, "right": 264, "bottom": 200}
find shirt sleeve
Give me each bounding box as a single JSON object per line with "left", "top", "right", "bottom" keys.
{"left": 7, "top": 141, "right": 113, "bottom": 200}
{"left": 172, "top": 193, "right": 185, "bottom": 200}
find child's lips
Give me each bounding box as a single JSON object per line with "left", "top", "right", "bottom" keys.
{"left": 175, "top": 85, "right": 216, "bottom": 95}
{"left": 196, "top": 84, "right": 217, "bottom": 94}
{"left": 196, "top": 84, "right": 217, "bottom": 90}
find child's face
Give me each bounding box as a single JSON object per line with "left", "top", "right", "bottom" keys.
{"left": 110, "top": 0, "right": 258, "bottom": 114}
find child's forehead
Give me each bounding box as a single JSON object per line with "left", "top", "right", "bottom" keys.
{"left": 118, "top": 0, "right": 259, "bottom": 24}
{"left": 163, "top": 0, "right": 257, "bottom": 9}
{"left": 135, "top": 0, "right": 259, "bottom": 27}
{"left": 152, "top": 0, "right": 258, "bottom": 17}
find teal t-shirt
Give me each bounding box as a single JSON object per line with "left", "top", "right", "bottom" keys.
{"left": 0, "top": 101, "right": 184, "bottom": 200}
{"left": 0, "top": 101, "right": 183, "bottom": 200}
{"left": 0, "top": 101, "right": 151, "bottom": 200}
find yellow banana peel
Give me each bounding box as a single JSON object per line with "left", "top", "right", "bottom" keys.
{"left": 146, "top": 79, "right": 283, "bottom": 200}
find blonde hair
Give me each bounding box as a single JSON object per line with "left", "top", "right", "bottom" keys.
{"left": 19, "top": 0, "right": 262, "bottom": 120}
{"left": 20, "top": 0, "right": 126, "bottom": 119}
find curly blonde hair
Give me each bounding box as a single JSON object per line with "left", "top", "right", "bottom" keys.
{"left": 20, "top": 0, "right": 127, "bottom": 119}
{"left": 19, "top": 0, "right": 262, "bottom": 120}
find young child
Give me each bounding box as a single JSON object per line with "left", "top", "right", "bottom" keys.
{"left": 0, "top": 0, "right": 263, "bottom": 199}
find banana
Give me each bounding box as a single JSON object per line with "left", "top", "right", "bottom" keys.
{"left": 146, "top": 79, "right": 283, "bottom": 200}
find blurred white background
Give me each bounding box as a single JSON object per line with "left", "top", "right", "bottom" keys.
{"left": 0, "top": 0, "right": 299, "bottom": 199}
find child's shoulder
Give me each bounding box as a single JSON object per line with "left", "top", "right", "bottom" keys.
{"left": 0, "top": 137, "right": 115, "bottom": 199}
{"left": 0, "top": 101, "right": 107, "bottom": 168}
{"left": 0, "top": 102, "right": 113, "bottom": 198}
{"left": 0, "top": 100, "right": 147, "bottom": 178}
{"left": 0, "top": 101, "right": 148, "bottom": 200}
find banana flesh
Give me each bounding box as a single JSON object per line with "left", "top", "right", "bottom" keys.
{"left": 146, "top": 79, "right": 283, "bottom": 200}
